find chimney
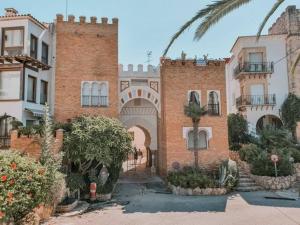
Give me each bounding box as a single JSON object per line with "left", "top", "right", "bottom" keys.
{"left": 5, "top": 8, "right": 18, "bottom": 17}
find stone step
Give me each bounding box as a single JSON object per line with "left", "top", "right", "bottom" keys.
{"left": 236, "top": 186, "right": 262, "bottom": 192}
{"left": 239, "top": 178, "right": 253, "bottom": 182}
{"left": 237, "top": 182, "right": 257, "bottom": 187}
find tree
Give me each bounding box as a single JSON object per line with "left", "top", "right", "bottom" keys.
{"left": 281, "top": 93, "right": 300, "bottom": 140}
{"left": 227, "top": 113, "right": 250, "bottom": 150}
{"left": 163, "top": 0, "right": 299, "bottom": 74}
{"left": 63, "top": 116, "right": 132, "bottom": 193}
{"left": 184, "top": 102, "right": 207, "bottom": 168}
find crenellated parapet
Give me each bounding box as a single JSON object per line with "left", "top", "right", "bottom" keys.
{"left": 160, "top": 57, "right": 226, "bottom": 67}
{"left": 56, "top": 14, "right": 118, "bottom": 26}
{"left": 119, "top": 64, "right": 160, "bottom": 77}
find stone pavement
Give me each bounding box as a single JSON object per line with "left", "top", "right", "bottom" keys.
{"left": 44, "top": 182, "right": 300, "bottom": 225}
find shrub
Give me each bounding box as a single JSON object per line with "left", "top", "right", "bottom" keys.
{"left": 167, "top": 167, "right": 217, "bottom": 189}
{"left": 227, "top": 114, "right": 251, "bottom": 150}
{"left": 251, "top": 150, "right": 293, "bottom": 177}
{"left": 0, "top": 151, "right": 53, "bottom": 222}
{"left": 239, "top": 144, "right": 261, "bottom": 163}
{"left": 63, "top": 116, "right": 132, "bottom": 194}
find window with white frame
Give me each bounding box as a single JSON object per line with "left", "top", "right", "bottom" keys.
{"left": 187, "top": 130, "right": 208, "bottom": 150}
{"left": 188, "top": 90, "right": 200, "bottom": 105}
{"left": 81, "top": 81, "right": 108, "bottom": 107}
{"left": 207, "top": 91, "right": 220, "bottom": 115}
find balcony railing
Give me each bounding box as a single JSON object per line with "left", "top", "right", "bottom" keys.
{"left": 82, "top": 96, "right": 108, "bottom": 107}
{"left": 0, "top": 136, "right": 10, "bottom": 149}
{"left": 236, "top": 94, "right": 276, "bottom": 107}
{"left": 207, "top": 104, "right": 220, "bottom": 116}
{"left": 3, "top": 47, "right": 24, "bottom": 56}
{"left": 234, "top": 62, "right": 274, "bottom": 77}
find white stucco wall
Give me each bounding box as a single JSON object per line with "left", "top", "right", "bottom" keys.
{"left": 226, "top": 35, "right": 289, "bottom": 129}
{"left": 0, "top": 14, "right": 54, "bottom": 126}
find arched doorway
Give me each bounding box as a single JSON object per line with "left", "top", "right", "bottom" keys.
{"left": 256, "top": 115, "right": 283, "bottom": 132}
{"left": 120, "top": 98, "right": 158, "bottom": 176}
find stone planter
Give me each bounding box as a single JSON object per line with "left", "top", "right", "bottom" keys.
{"left": 96, "top": 193, "right": 112, "bottom": 201}
{"left": 56, "top": 199, "right": 79, "bottom": 213}
{"left": 250, "top": 174, "right": 297, "bottom": 190}
{"left": 169, "top": 184, "right": 227, "bottom": 196}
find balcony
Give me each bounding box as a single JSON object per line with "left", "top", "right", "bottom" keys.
{"left": 234, "top": 62, "right": 274, "bottom": 78}
{"left": 236, "top": 94, "right": 276, "bottom": 109}
{"left": 207, "top": 104, "right": 220, "bottom": 116}
{"left": 3, "top": 47, "right": 24, "bottom": 56}
{"left": 82, "top": 96, "right": 108, "bottom": 107}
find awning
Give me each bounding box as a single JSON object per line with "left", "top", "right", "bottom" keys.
{"left": 25, "top": 108, "right": 44, "bottom": 118}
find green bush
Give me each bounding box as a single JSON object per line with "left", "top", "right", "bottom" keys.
{"left": 63, "top": 116, "right": 132, "bottom": 194}
{"left": 227, "top": 114, "right": 251, "bottom": 151}
{"left": 167, "top": 167, "right": 217, "bottom": 189}
{"left": 251, "top": 150, "right": 293, "bottom": 177}
{"left": 239, "top": 144, "right": 261, "bottom": 163}
{"left": 0, "top": 151, "right": 53, "bottom": 222}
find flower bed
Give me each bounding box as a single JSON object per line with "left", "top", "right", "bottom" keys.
{"left": 250, "top": 174, "right": 296, "bottom": 190}
{"left": 168, "top": 184, "right": 227, "bottom": 196}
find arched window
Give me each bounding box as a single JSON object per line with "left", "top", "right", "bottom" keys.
{"left": 100, "top": 83, "right": 108, "bottom": 106}
{"left": 199, "top": 130, "right": 208, "bottom": 149}
{"left": 82, "top": 82, "right": 90, "bottom": 106}
{"left": 187, "top": 130, "right": 208, "bottom": 150}
{"left": 208, "top": 91, "right": 220, "bottom": 115}
{"left": 189, "top": 91, "right": 200, "bottom": 105}
{"left": 91, "top": 82, "right": 100, "bottom": 106}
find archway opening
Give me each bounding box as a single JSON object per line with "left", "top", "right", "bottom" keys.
{"left": 123, "top": 125, "right": 153, "bottom": 176}
{"left": 256, "top": 115, "right": 283, "bottom": 133}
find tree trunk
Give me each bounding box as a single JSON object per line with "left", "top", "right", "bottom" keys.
{"left": 193, "top": 119, "right": 199, "bottom": 168}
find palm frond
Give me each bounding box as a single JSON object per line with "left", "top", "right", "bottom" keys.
{"left": 291, "top": 52, "right": 300, "bottom": 75}
{"left": 163, "top": 0, "right": 232, "bottom": 56}
{"left": 184, "top": 103, "right": 207, "bottom": 120}
{"left": 194, "top": 0, "right": 252, "bottom": 41}
{"left": 256, "top": 0, "right": 285, "bottom": 40}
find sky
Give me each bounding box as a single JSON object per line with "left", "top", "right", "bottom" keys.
{"left": 1, "top": 0, "right": 300, "bottom": 67}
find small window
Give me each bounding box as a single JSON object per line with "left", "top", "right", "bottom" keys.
{"left": 30, "top": 34, "right": 38, "bottom": 59}
{"left": 40, "top": 80, "right": 48, "bottom": 105}
{"left": 27, "top": 76, "right": 36, "bottom": 102}
{"left": 82, "top": 82, "right": 90, "bottom": 107}
{"left": 187, "top": 130, "right": 208, "bottom": 150}
{"left": 208, "top": 91, "right": 220, "bottom": 115}
{"left": 188, "top": 91, "right": 200, "bottom": 105}
{"left": 2, "top": 27, "right": 24, "bottom": 55}
{"left": 42, "top": 42, "right": 49, "bottom": 64}
{"left": 91, "top": 82, "right": 100, "bottom": 106}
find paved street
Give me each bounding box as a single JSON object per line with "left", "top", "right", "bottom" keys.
{"left": 45, "top": 181, "right": 300, "bottom": 225}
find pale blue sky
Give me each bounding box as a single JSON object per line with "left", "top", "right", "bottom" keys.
{"left": 1, "top": 0, "right": 300, "bottom": 66}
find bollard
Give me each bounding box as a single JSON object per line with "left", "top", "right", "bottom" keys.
{"left": 90, "top": 182, "right": 97, "bottom": 201}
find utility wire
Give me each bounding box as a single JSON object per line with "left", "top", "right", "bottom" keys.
{"left": 274, "top": 46, "right": 300, "bottom": 65}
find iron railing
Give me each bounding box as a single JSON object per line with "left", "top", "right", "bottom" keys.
{"left": 234, "top": 62, "right": 274, "bottom": 77}
{"left": 82, "top": 96, "right": 108, "bottom": 107}
{"left": 207, "top": 104, "right": 220, "bottom": 116}
{"left": 120, "top": 107, "right": 157, "bottom": 116}
{"left": 0, "top": 136, "right": 10, "bottom": 149}
{"left": 236, "top": 94, "right": 276, "bottom": 107}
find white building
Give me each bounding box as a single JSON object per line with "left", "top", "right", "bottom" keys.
{"left": 0, "top": 8, "right": 54, "bottom": 147}
{"left": 226, "top": 34, "right": 289, "bottom": 133}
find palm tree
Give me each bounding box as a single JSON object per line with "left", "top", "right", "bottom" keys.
{"left": 184, "top": 102, "right": 207, "bottom": 168}
{"left": 163, "top": 0, "right": 300, "bottom": 71}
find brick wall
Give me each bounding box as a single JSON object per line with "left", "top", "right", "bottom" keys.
{"left": 159, "top": 59, "right": 229, "bottom": 175}
{"left": 54, "top": 14, "right": 119, "bottom": 122}
{"left": 10, "top": 129, "right": 64, "bottom": 160}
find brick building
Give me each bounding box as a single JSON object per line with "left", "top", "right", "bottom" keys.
{"left": 159, "top": 58, "right": 229, "bottom": 175}
{"left": 54, "top": 14, "right": 119, "bottom": 121}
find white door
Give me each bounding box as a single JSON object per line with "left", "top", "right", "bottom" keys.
{"left": 250, "top": 84, "right": 264, "bottom": 105}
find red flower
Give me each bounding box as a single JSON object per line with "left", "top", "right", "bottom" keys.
{"left": 10, "top": 162, "right": 17, "bottom": 170}
{"left": 1, "top": 176, "right": 7, "bottom": 182}
{"left": 0, "top": 211, "right": 5, "bottom": 219}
